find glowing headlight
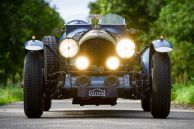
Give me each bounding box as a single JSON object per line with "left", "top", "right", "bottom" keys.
{"left": 106, "top": 56, "right": 120, "bottom": 70}
{"left": 76, "top": 56, "right": 89, "bottom": 70}
{"left": 59, "top": 38, "right": 79, "bottom": 58}
{"left": 116, "top": 39, "right": 135, "bottom": 58}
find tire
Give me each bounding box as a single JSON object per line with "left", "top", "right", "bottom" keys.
{"left": 24, "top": 51, "right": 43, "bottom": 118}
{"left": 43, "top": 36, "right": 59, "bottom": 81}
{"left": 151, "top": 52, "right": 171, "bottom": 118}
{"left": 43, "top": 97, "right": 51, "bottom": 111}
{"left": 141, "top": 96, "right": 150, "bottom": 111}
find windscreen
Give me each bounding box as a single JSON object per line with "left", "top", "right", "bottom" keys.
{"left": 99, "top": 14, "right": 126, "bottom": 25}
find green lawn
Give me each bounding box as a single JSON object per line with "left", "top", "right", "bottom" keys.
{"left": 0, "top": 83, "right": 193, "bottom": 105}
{"left": 0, "top": 85, "right": 23, "bottom": 105}
{"left": 172, "top": 83, "right": 194, "bottom": 105}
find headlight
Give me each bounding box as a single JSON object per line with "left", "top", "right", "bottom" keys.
{"left": 116, "top": 39, "right": 135, "bottom": 58}
{"left": 106, "top": 56, "right": 120, "bottom": 70}
{"left": 59, "top": 38, "right": 79, "bottom": 58}
{"left": 75, "top": 56, "right": 89, "bottom": 70}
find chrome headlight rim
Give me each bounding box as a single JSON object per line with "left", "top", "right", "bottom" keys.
{"left": 59, "top": 38, "right": 79, "bottom": 59}
{"left": 116, "top": 39, "right": 135, "bottom": 59}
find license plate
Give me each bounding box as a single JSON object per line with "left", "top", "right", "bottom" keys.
{"left": 88, "top": 89, "right": 106, "bottom": 97}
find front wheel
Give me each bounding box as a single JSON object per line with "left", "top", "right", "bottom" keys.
{"left": 24, "top": 51, "right": 43, "bottom": 118}
{"left": 151, "top": 52, "right": 171, "bottom": 118}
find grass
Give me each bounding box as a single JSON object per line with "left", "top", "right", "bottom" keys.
{"left": 0, "top": 84, "right": 23, "bottom": 105}
{"left": 172, "top": 83, "right": 194, "bottom": 105}
{"left": 0, "top": 83, "right": 193, "bottom": 106}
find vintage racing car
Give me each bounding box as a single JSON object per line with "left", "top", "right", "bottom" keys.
{"left": 23, "top": 14, "right": 173, "bottom": 118}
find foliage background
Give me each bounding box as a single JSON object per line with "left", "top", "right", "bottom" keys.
{"left": 0, "top": 0, "right": 63, "bottom": 85}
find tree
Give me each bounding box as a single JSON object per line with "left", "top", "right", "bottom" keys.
{"left": 152, "top": 0, "right": 194, "bottom": 82}
{"left": 0, "top": 0, "right": 64, "bottom": 85}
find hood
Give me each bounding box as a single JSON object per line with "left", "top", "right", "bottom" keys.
{"left": 78, "top": 29, "right": 116, "bottom": 46}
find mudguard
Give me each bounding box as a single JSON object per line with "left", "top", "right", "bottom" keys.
{"left": 141, "top": 39, "right": 173, "bottom": 77}
{"left": 152, "top": 39, "right": 173, "bottom": 52}
{"left": 141, "top": 48, "right": 150, "bottom": 77}
{"left": 25, "top": 40, "right": 43, "bottom": 51}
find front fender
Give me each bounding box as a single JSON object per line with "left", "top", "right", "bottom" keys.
{"left": 25, "top": 40, "right": 43, "bottom": 51}
{"left": 141, "top": 48, "right": 150, "bottom": 77}
{"left": 141, "top": 39, "right": 173, "bottom": 77}
{"left": 152, "top": 39, "right": 173, "bottom": 53}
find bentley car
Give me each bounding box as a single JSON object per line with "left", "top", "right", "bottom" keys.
{"left": 23, "top": 14, "right": 173, "bottom": 118}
